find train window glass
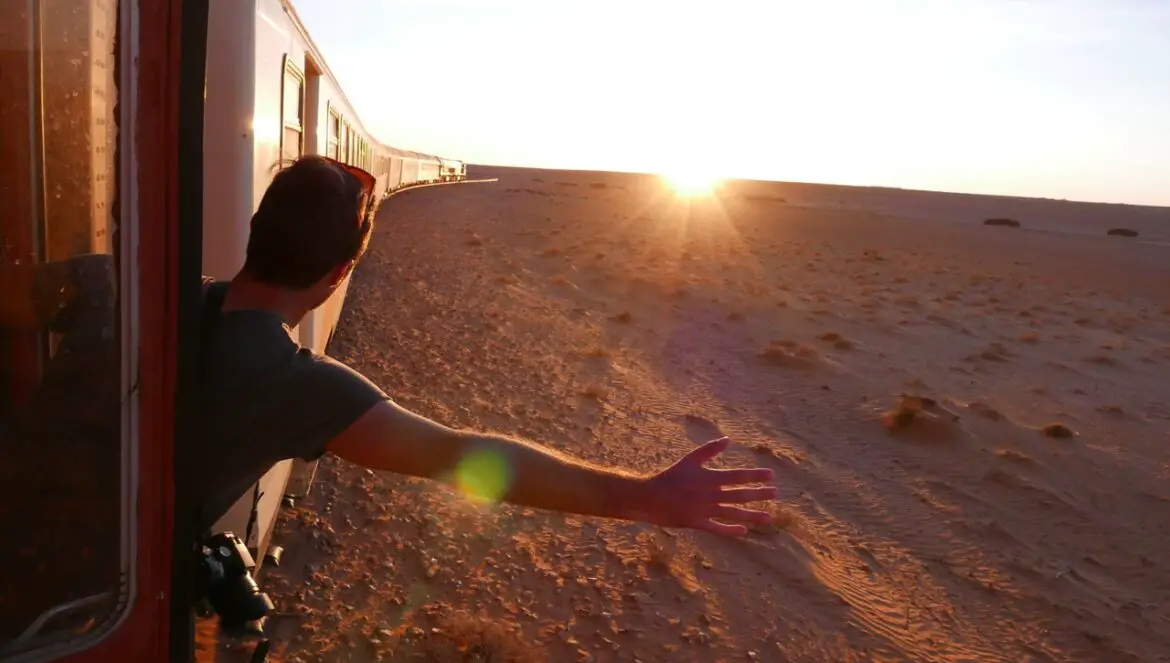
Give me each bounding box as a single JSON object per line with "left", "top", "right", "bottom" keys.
{"left": 326, "top": 107, "right": 340, "bottom": 160}
{"left": 281, "top": 59, "right": 304, "bottom": 162}
{"left": 0, "top": 0, "right": 129, "bottom": 657}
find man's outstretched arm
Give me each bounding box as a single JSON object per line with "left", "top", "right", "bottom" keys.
{"left": 326, "top": 400, "right": 779, "bottom": 536}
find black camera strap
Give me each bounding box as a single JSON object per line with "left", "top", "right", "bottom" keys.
{"left": 194, "top": 282, "right": 227, "bottom": 539}
{"left": 197, "top": 283, "right": 226, "bottom": 388}
{"left": 244, "top": 483, "right": 263, "bottom": 551}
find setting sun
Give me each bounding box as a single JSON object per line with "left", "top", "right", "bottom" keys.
{"left": 661, "top": 169, "right": 722, "bottom": 197}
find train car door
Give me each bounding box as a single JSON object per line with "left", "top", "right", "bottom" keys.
{"left": 0, "top": 0, "right": 206, "bottom": 660}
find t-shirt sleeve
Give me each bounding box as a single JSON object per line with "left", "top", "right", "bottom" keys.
{"left": 279, "top": 352, "right": 390, "bottom": 462}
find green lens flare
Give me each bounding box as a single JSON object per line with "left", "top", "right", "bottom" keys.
{"left": 454, "top": 449, "right": 511, "bottom": 503}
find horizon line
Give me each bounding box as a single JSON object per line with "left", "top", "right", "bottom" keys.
{"left": 465, "top": 162, "right": 1170, "bottom": 211}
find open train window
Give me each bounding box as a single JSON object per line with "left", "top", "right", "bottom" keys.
{"left": 0, "top": 0, "right": 131, "bottom": 657}
{"left": 326, "top": 104, "right": 340, "bottom": 161}
{"left": 347, "top": 124, "right": 355, "bottom": 165}
{"left": 280, "top": 56, "right": 305, "bottom": 163}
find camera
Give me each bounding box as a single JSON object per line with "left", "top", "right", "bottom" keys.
{"left": 195, "top": 531, "right": 275, "bottom": 632}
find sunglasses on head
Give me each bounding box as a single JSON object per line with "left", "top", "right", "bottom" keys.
{"left": 321, "top": 156, "right": 378, "bottom": 226}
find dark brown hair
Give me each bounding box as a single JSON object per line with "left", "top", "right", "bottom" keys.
{"left": 242, "top": 155, "right": 378, "bottom": 289}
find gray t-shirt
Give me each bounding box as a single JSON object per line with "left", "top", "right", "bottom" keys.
{"left": 196, "top": 279, "right": 387, "bottom": 531}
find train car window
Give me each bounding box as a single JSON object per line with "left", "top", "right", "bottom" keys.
{"left": 326, "top": 105, "right": 340, "bottom": 160}
{"left": 0, "top": 0, "right": 130, "bottom": 657}
{"left": 280, "top": 57, "right": 305, "bottom": 162}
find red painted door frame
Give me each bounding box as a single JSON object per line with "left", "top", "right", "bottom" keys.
{"left": 53, "top": 0, "right": 185, "bottom": 659}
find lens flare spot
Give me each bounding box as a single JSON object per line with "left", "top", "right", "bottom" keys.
{"left": 455, "top": 449, "right": 512, "bottom": 503}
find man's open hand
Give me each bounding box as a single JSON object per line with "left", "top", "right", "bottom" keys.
{"left": 635, "top": 437, "right": 779, "bottom": 536}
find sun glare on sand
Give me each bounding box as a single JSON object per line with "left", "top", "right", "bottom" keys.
{"left": 661, "top": 169, "right": 722, "bottom": 197}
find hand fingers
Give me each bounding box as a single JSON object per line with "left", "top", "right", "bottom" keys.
{"left": 684, "top": 436, "right": 731, "bottom": 465}
{"left": 710, "top": 504, "right": 773, "bottom": 526}
{"left": 716, "top": 486, "right": 779, "bottom": 503}
{"left": 695, "top": 519, "right": 748, "bottom": 537}
{"left": 711, "top": 467, "right": 775, "bottom": 485}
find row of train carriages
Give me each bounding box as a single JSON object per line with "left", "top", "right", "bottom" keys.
{"left": 202, "top": 0, "right": 466, "bottom": 566}
{"left": 374, "top": 147, "right": 467, "bottom": 196}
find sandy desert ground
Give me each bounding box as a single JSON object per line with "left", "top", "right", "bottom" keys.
{"left": 206, "top": 167, "right": 1170, "bottom": 662}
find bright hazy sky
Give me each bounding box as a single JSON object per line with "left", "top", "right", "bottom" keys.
{"left": 292, "top": 0, "right": 1170, "bottom": 206}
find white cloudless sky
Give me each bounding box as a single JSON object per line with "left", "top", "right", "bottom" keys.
{"left": 291, "top": 0, "right": 1170, "bottom": 206}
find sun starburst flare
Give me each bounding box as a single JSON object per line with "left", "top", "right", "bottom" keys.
{"left": 661, "top": 168, "right": 722, "bottom": 197}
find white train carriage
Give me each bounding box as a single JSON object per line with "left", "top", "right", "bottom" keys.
{"left": 417, "top": 153, "right": 442, "bottom": 183}
{"left": 387, "top": 147, "right": 406, "bottom": 190}
{"left": 440, "top": 158, "right": 467, "bottom": 182}
{"left": 399, "top": 150, "right": 421, "bottom": 187}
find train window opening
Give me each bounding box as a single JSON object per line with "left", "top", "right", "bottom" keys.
{"left": 280, "top": 57, "right": 305, "bottom": 163}
{"left": 326, "top": 106, "right": 340, "bottom": 161}
{"left": 0, "top": 0, "right": 131, "bottom": 657}
{"left": 341, "top": 124, "right": 351, "bottom": 166}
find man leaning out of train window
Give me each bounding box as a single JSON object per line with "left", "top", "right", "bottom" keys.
{"left": 195, "top": 155, "right": 779, "bottom": 539}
